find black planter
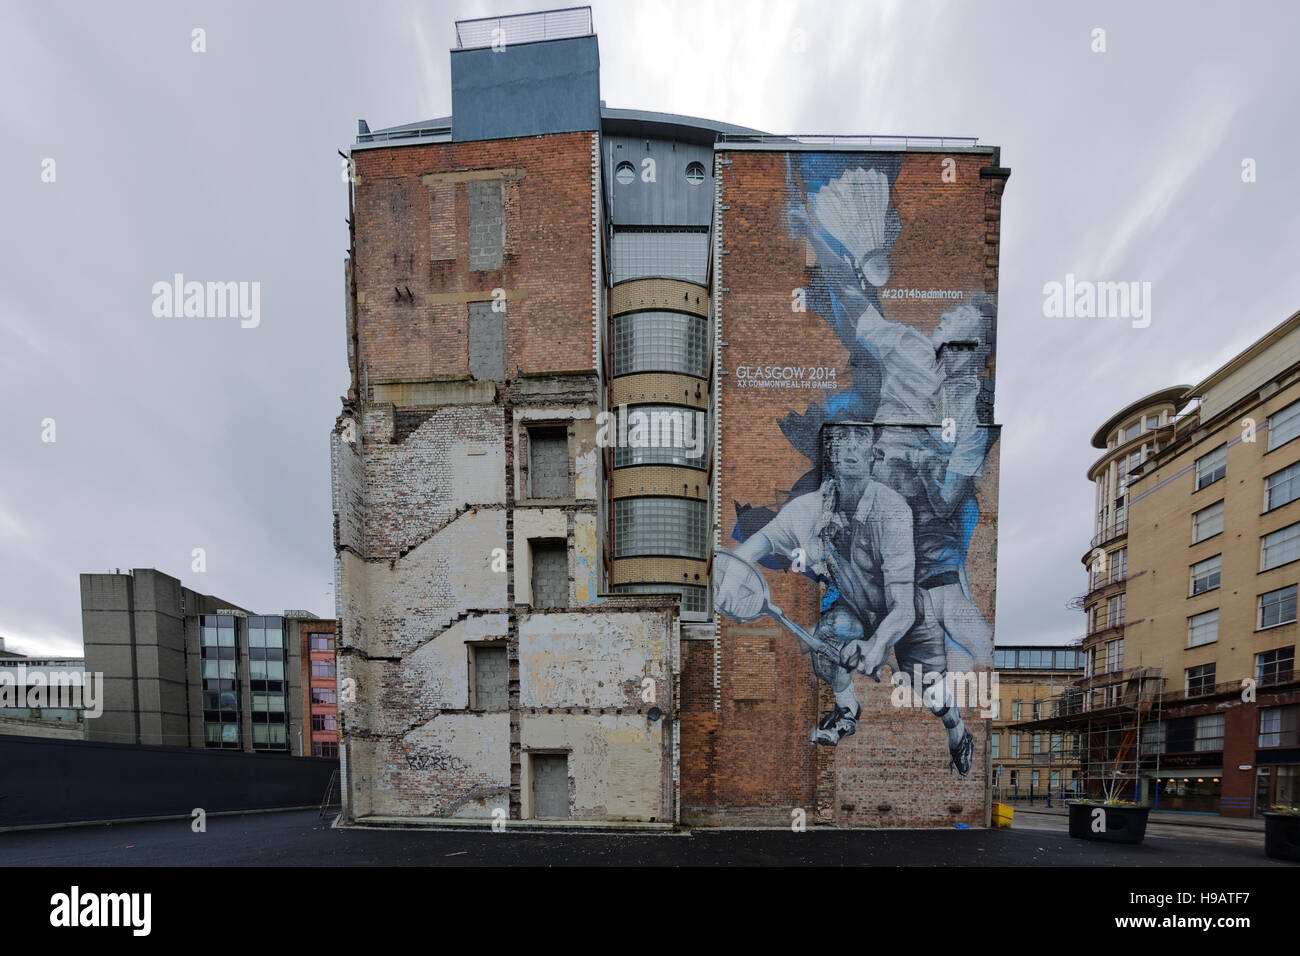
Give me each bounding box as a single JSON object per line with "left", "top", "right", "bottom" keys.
{"left": 1264, "top": 812, "right": 1300, "bottom": 862}
{"left": 1068, "top": 801, "right": 1150, "bottom": 844}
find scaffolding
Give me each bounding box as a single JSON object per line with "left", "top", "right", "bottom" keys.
{"left": 1004, "top": 665, "right": 1165, "bottom": 804}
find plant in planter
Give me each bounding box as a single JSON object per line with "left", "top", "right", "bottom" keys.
{"left": 1263, "top": 804, "right": 1300, "bottom": 862}
{"left": 1067, "top": 730, "right": 1151, "bottom": 844}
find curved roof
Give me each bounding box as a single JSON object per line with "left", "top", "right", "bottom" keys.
{"left": 599, "top": 106, "right": 768, "bottom": 143}
{"left": 358, "top": 107, "right": 767, "bottom": 147}
{"left": 1089, "top": 385, "right": 1192, "bottom": 448}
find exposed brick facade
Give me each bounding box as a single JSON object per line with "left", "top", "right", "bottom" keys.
{"left": 335, "top": 129, "right": 680, "bottom": 825}
{"left": 338, "top": 75, "right": 1008, "bottom": 826}
{"left": 690, "top": 149, "right": 1008, "bottom": 827}
{"left": 350, "top": 132, "right": 597, "bottom": 386}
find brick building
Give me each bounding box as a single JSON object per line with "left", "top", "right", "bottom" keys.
{"left": 300, "top": 618, "right": 340, "bottom": 758}
{"left": 333, "top": 7, "right": 1007, "bottom": 827}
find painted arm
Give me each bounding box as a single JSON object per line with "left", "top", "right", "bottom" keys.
{"left": 842, "top": 581, "right": 915, "bottom": 681}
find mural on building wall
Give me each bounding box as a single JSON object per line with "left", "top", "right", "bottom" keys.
{"left": 713, "top": 156, "right": 996, "bottom": 775}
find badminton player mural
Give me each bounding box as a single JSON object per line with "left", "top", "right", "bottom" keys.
{"left": 713, "top": 156, "right": 997, "bottom": 775}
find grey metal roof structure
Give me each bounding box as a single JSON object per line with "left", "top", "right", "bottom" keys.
{"left": 354, "top": 106, "right": 765, "bottom": 151}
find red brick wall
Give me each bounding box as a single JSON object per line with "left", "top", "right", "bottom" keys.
{"left": 351, "top": 132, "right": 595, "bottom": 385}
{"left": 691, "top": 149, "right": 1006, "bottom": 827}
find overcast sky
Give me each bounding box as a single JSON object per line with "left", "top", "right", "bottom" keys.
{"left": 3, "top": 0, "right": 1299, "bottom": 658}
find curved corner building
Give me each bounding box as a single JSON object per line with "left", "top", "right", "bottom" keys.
{"left": 603, "top": 115, "right": 722, "bottom": 621}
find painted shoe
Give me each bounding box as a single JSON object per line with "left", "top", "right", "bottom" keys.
{"left": 949, "top": 731, "right": 974, "bottom": 776}
{"left": 811, "top": 703, "right": 860, "bottom": 747}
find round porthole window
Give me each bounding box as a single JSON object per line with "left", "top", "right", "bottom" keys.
{"left": 615, "top": 161, "right": 635, "bottom": 185}
{"left": 685, "top": 161, "right": 706, "bottom": 185}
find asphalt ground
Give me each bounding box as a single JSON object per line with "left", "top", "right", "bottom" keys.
{"left": 0, "top": 808, "right": 1292, "bottom": 867}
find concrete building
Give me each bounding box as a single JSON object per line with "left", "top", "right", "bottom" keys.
{"left": 1014, "top": 308, "right": 1300, "bottom": 816}
{"left": 80, "top": 568, "right": 332, "bottom": 755}
{"left": 990, "top": 645, "right": 1083, "bottom": 803}
{"left": 334, "top": 7, "right": 1006, "bottom": 826}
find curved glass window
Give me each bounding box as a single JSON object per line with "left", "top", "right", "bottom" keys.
{"left": 614, "top": 582, "right": 709, "bottom": 614}
{"left": 614, "top": 498, "right": 708, "bottom": 559}
{"left": 611, "top": 404, "right": 709, "bottom": 470}
{"left": 612, "top": 229, "right": 709, "bottom": 284}
{"left": 613, "top": 311, "right": 709, "bottom": 378}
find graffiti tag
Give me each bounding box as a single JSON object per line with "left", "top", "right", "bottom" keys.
{"left": 406, "top": 751, "right": 468, "bottom": 773}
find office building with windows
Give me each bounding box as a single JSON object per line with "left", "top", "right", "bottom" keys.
{"left": 989, "top": 645, "right": 1083, "bottom": 804}
{"left": 333, "top": 7, "right": 1006, "bottom": 827}
{"left": 80, "top": 568, "right": 334, "bottom": 756}
{"left": 1015, "top": 308, "right": 1300, "bottom": 816}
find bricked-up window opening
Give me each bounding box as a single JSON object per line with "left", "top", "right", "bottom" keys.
{"left": 527, "top": 426, "right": 569, "bottom": 498}
{"left": 468, "top": 301, "right": 505, "bottom": 382}
{"left": 428, "top": 181, "right": 456, "bottom": 262}
{"left": 470, "top": 644, "right": 508, "bottom": 712}
{"left": 530, "top": 540, "right": 568, "bottom": 608}
{"left": 467, "top": 179, "right": 504, "bottom": 271}
{"left": 531, "top": 753, "right": 569, "bottom": 820}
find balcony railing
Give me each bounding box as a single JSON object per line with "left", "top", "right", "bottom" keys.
{"left": 1090, "top": 517, "right": 1128, "bottom": 549}
{"left": 1080, "top": 569, "right": 1145, "bottom": 606}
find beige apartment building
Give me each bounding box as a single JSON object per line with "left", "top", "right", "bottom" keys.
{"left": 990, "top": 645, "right": 1084, "bottom": 804}
{"left": 1018, "top": 309, "right": 1300, "bottom": 816}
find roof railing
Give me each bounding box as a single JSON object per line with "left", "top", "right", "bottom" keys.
{"left": 356, "top": 124, "right": 452, "bottom": 145}
{"left": 455, "top": 6, "right": 593, "bottom": 49}
{"left": 716, "top": 133, "right": 979, "bottom": 149}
